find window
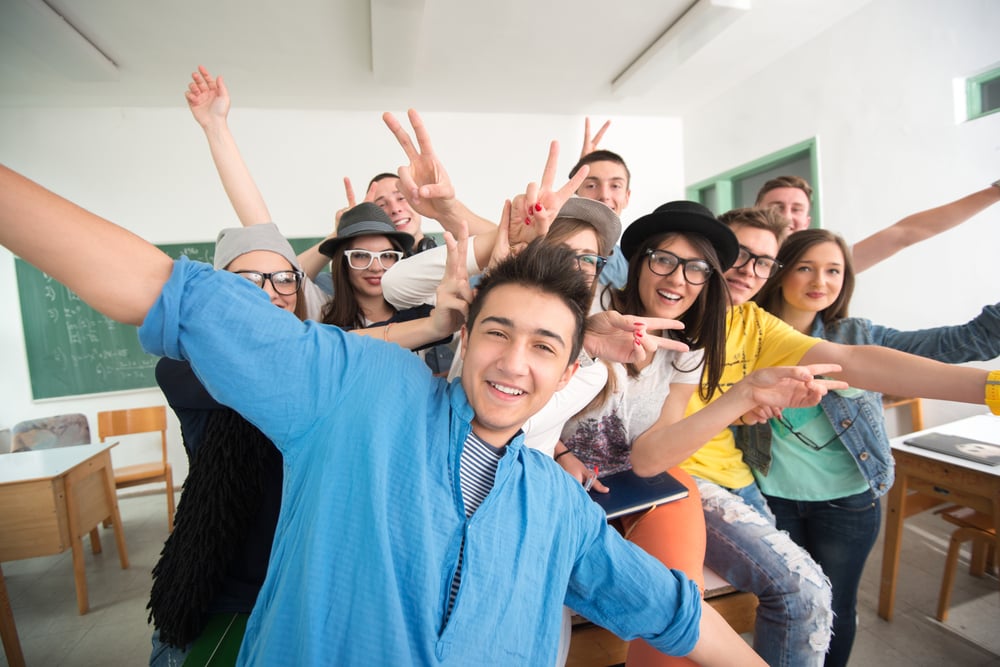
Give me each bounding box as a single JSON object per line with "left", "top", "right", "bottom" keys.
{"left": 686, "top": 138, "right": 820, "bottom": 227}
{"left": 966, "top": 66, "right": 1000, "bottom": 121}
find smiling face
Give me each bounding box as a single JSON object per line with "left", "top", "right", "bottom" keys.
{"left": 758, "top": 186, "right": 811, "bottom": 233}
{"left": 371, "top": 176, "right": 423, "bottom": 239}
{"left": 780, "top": 241, "right": 846, "bottom": 315}
{"left": 344, "top": 235, "right": 397, "bottom": 300}
{"left": 460, "top": 284, "right": 578, "bottom": 446}
{"left": 724, "top": 224, "right": 781, "bottom": 306}
{"left": 638, "top": 235, "right": 707, "bottom": 320}
{"left": 226, "top": 250, "right": 298, "bottom": 313}
{"left": 575, "top": 160, "right": 631, "bottom": 215}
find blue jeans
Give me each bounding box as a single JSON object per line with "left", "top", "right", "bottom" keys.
{"left": 765, "top": 490, "right": 880, "bottom": 667}
{"left": 149, "top": 630, "right": 189, "bottom": 667}
{"left": 698, "top": 479, "right": 833, "bottom": 667}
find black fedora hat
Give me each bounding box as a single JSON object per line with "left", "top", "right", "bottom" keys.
{"left": 620, "top": 200, "right": 739, "bottom": 270}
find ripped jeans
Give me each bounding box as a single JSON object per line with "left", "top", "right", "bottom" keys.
{"left": 697, "top": 478, "right": 833, "bottom": 667}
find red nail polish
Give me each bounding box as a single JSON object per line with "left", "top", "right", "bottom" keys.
{"left": 535, "top": 203, "right": 542, "bottom": 212}
{"left": 525, "top": 218, "right": 531, "bottom": 225}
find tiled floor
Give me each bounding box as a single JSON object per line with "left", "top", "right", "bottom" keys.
{"left": 2, "top": 492, "right": 998, "bottom": 666}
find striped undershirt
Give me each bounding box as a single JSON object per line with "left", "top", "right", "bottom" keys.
{"left": 443, "top": 431, "right": 505, "bottom": 627}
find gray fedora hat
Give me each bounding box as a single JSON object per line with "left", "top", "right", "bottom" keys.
{"left": 318, "top": 203, "right": 415, "bottom": 257}
{"left": 553, "top": 198, "right": 622, "bottom": 255}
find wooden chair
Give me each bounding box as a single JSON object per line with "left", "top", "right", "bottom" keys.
{"left": 97, "top": 406, "right": 175, "bottom": 532}
{"left": 9, "top": 413, "right": 91, "bottom": 453}
{"left": 934, "top": 505, "right": 997, "bottom": 622}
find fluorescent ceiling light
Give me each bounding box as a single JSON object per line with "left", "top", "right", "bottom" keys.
{"left": 612, "top": 0, "right": 750, "bottom": 97}
{"left": 0, "top": 0, "right": 118, "bottom": 81}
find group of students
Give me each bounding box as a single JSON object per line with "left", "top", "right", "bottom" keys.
{"left": 4, "top": 64, "right": 1000, "bottom": 667}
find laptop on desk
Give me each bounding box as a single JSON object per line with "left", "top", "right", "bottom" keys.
{"left": 903, "top": 432, "right": 1000, "bottom": 466}
{"left": 588, "top": 468, "right": 689, "bottom": 519}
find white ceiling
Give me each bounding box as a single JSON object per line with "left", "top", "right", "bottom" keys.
{"left": 0, "top": 0, "right": 874, "bottom": 115}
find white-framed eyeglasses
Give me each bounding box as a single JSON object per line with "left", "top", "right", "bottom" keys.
{"left": 344, "top": 249, "right": 404, "bottom": 270}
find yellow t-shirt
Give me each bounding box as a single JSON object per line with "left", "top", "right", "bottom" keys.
{"left": 680, "top": 302, "right": 821, "bottom": 488}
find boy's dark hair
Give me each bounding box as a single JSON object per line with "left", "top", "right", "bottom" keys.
{"left": 469, "top": 240, "right": 590, "bottom": 363}
{"left": 754, "top": 228, "right": 855, "bottom": 326}
{"left": 568, "top": 149, "right": 631, "bottom": 188}
{"left": 719, "top": 207, "right": 791, "bottom": 245}
{"left": 754, "top": 175, "right": 813, "bottom": 205}
{"left": 367, "top": 173, "right": 399, "bottom": 190}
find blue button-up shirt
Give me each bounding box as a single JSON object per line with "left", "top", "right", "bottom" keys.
{"left": 139, "top": 258, "right": 701, "bottom": 666}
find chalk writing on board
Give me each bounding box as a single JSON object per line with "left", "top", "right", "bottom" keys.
{"left": 15, "top": 237, "right": 322, "bottom": 399}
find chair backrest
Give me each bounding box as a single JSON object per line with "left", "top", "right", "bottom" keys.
{"left": 10, "top": 413, "right": 92, "bottom": 453}
{"left": 97, "top": 406, "right": 168, "bottom": 461}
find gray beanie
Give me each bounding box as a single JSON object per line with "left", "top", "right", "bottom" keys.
{"left": 213, "top": 223, "right": 301, "bottom": 271}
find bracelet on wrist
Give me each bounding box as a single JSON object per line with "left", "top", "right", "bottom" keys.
{"left": 554, "top": 450, "right": 573, "bottom": 461}
{"left": 986, "top": 370, "right": 1000, "bottom": 416}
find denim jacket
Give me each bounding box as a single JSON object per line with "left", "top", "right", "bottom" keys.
{"left": 735, "top": 302, "right": 1000, "bottom": 497}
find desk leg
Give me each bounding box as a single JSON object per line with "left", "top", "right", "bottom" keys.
{"left": 63, "top": 474, "right": 90, "bottom": 615}
{"left": 100, "top": 458, "right": 129, "bottom": 570}
{"left": 0, "top": 564, "right": 26, "bottom": 667}
{"left": 878, "top": 470, "right": 908, "bottom": 621}
{"left": 993, "top": 496, "right": 1000, "bottom": 581}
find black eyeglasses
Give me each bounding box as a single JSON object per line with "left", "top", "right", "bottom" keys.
{"left": 574, "top": 253, "right": 608, "bottom": 277}
{"left": 233, "top": 270, "right": 304, "bottom": 296}
{"left": 775, "top": 406, "right": 858, "bottom": 451}
{"left": 644, "top": 249, "right": 713, "bottom": 285}
{"left": 732, "top": 246, "right": 782, "bottom": 279}
{"left": 344, "top": 249, "right": 404, "bottom": 271}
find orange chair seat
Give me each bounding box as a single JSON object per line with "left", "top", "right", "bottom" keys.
{"left": 113, "top": 462, "right": 171, "bottom": 487}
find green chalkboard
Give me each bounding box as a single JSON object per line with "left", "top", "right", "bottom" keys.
{"left": 15, "top": 238, "right": 323, "bottom": 400}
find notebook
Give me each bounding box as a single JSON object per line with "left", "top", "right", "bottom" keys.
{"left": 903, "top": 432, "right": 1000, "bottom": 466}
{"left": 588, "top": 468, "right": 689, "bottom": 519}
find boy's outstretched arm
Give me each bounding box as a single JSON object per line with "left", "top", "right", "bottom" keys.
{"left": 852, "top": 182, "right": 1000, "bottom": 273}
{"left": 0, "top": 165, "right": 171, "bottom": 325}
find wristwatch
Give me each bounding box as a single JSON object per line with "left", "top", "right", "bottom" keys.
{"left": 987, "top": 370, "right": 1000, "bottom": 416}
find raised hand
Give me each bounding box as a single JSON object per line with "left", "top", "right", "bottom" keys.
{"left": 508, "top": 141, "right": 590, "bottom": 248}
{"left": 185, "top": 65, "right": 229, "bottom": 130}
{"left": 486, "top": 200, "right": 517, "bottom": 270}
{"left": 580, "top": 117, "right": 611, "bottom": 158}
{"left": 584, "top": 311, "right": 690, "bottom": 364}
{"left": 429, "top": 223, "right": 474, "bottom": 338}
{"left": 382, "top": 109, "right": 457, "bottom": 219}
{"left": 333, "top": 177, "right": 376, "bottom": 230}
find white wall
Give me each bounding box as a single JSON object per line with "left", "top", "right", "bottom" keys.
{"left": 683, "top": 0, "right": 1000, "bottom": 432}
{"left": 0, "top": 107, "right": 682, "bottom": 480}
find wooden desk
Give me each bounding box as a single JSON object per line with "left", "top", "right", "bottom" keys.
{"left": 878, "top": 414, "right": 1000, "bottom": 620}
{"left": 0, "top": 441, "right": 129, "bottom": 616}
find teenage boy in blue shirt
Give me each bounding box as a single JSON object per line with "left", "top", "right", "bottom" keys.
{"left": 0, "top": 164, "right": 787, "bottom": 666}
